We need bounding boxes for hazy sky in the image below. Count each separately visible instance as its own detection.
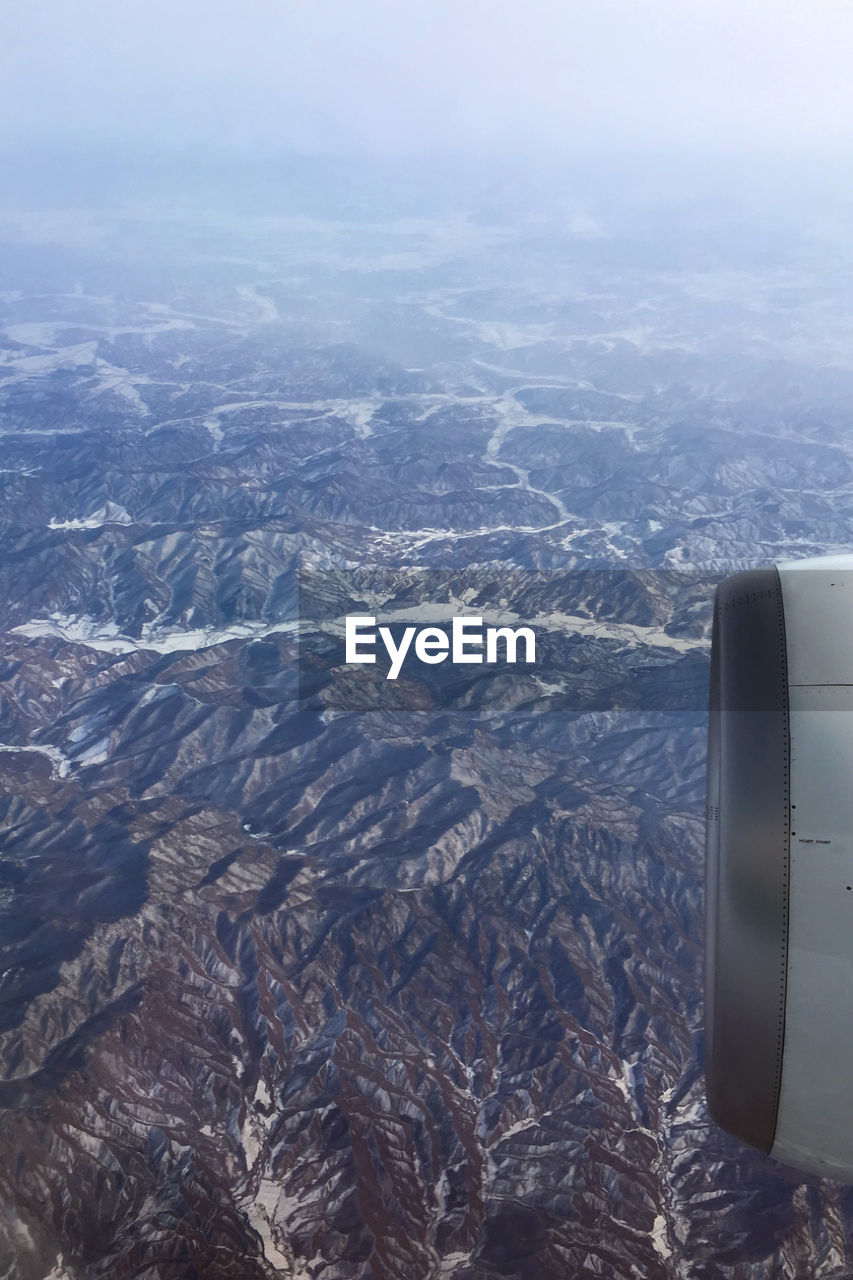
[4,0,853,160]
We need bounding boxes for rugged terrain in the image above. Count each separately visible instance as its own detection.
[1,183,852,1277]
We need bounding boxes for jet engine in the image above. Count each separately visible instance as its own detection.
[706,553,853,1179]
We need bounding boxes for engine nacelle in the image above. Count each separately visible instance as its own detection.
[706,554,853,1180]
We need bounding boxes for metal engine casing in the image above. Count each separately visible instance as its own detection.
[706,553,853,1180]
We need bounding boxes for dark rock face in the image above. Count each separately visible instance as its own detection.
[0,191,849,1278]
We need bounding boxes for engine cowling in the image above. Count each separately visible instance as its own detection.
[706,553,853,1179]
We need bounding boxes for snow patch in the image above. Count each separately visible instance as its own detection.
[0,341,97,375]
[241,1115,261,1170]
[43,1258,75,1280]
[49,502,132,530]
[75,736,111,767]
[318,599,703,655]
[651,1213,672,1259]
[437,1252,473,1274]
[203,416,224,445]
[0,742,71,780]
[12,612,298,655]
[246,1179,293,1271]
[235,284,280,323]
[92,359,151,412]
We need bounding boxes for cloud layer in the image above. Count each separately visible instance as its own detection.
[4,0,853,158]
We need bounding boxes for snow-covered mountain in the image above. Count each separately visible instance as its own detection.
[0,182,851,1278]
